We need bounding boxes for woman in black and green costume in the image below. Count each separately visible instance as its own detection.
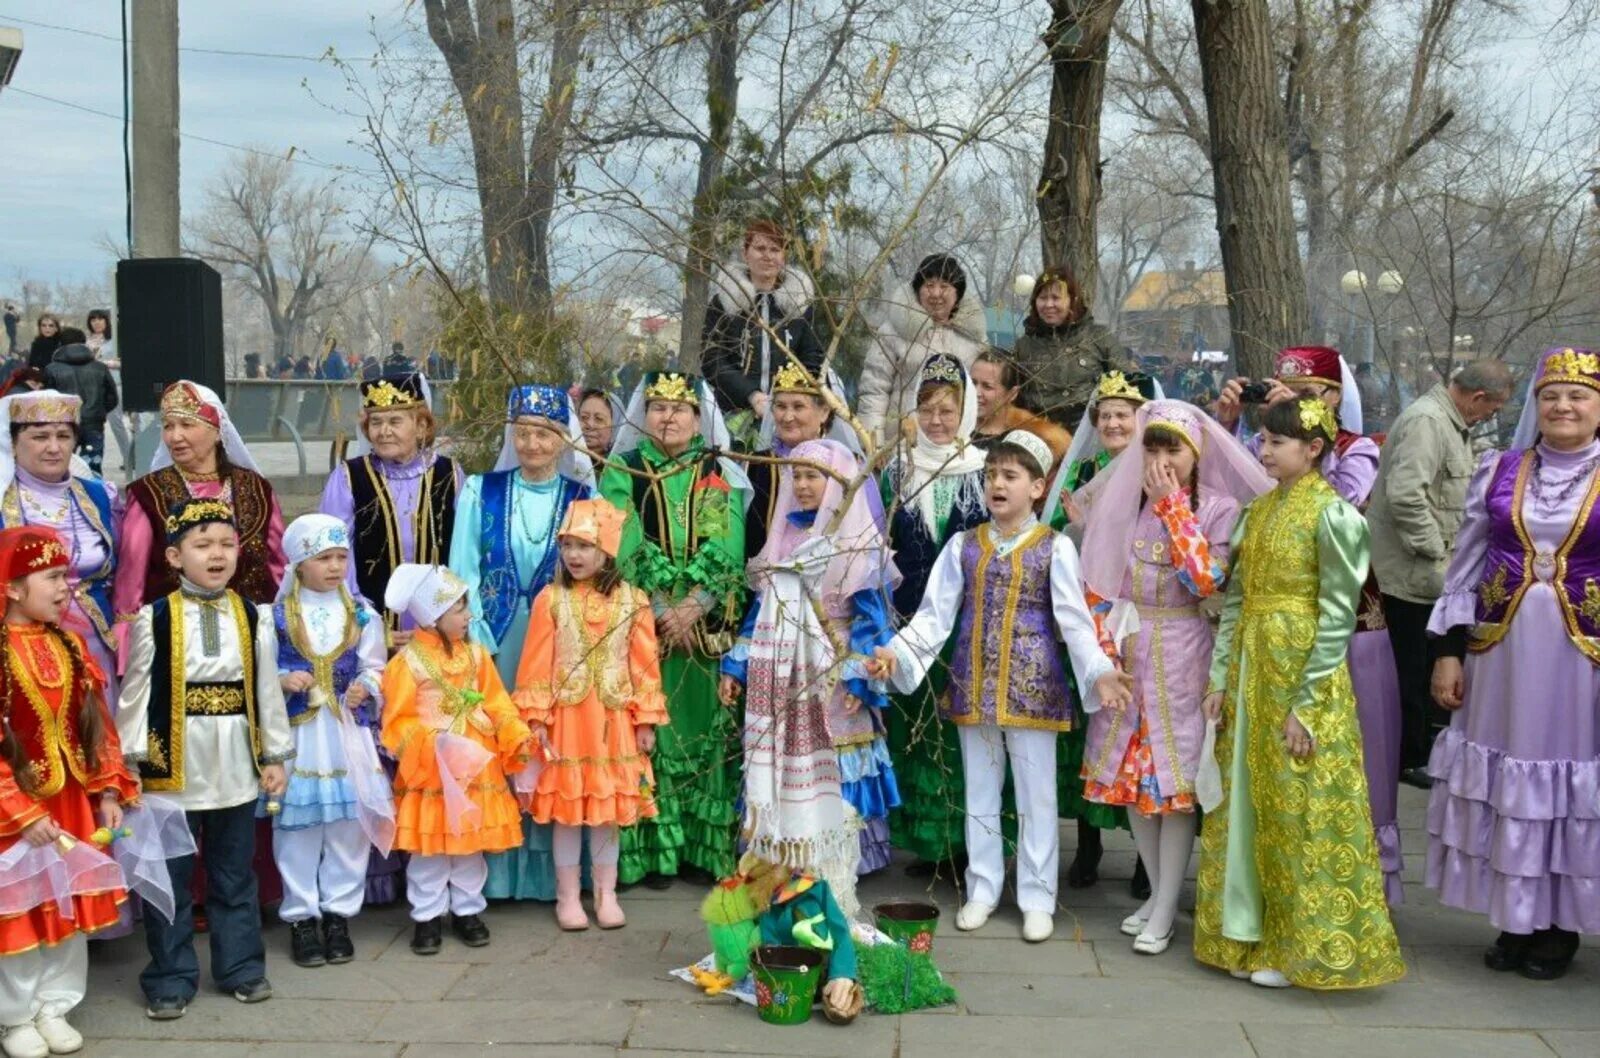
[600,371,749,887]
[1043,369,1158,895]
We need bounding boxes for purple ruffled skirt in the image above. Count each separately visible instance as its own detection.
[1425,587,1600,935]
[1350,628,1404,904]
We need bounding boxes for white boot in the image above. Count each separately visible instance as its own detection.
[31,1017,81,1056]
[955,901,994,931]
[1021,911,1054,943]
[1,1025,48,1058]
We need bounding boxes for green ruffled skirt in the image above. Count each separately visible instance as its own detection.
[618,648,741,884]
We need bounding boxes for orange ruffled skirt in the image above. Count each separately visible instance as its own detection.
[0,785,127,956]
[393,743,526,858]
[526,692,658,828]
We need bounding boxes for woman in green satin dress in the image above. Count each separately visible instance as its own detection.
[601,371,748,887]
[1195,399,1403,990]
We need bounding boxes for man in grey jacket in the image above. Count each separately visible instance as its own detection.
[1368,359,1512,787]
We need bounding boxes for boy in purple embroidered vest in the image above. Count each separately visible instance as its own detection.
[871,431,1134,943]
[269,515,391,970]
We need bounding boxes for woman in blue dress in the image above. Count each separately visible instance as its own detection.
[448,383,591,900]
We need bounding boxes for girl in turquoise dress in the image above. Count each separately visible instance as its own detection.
[448,384,591,900]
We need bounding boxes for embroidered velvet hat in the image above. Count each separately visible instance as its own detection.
[0,526,71,581]
[164,498,236,546]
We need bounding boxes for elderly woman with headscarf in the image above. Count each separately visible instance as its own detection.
[447,383,590,903]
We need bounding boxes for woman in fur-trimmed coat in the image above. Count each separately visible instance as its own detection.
[701,219,827,424]
[857,254,989,443]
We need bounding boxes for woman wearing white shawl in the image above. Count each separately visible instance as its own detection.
[878,354,988,873]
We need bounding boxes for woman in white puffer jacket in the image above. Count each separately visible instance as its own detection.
[858,254,989,442]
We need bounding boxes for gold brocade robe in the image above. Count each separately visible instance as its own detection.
[1193,473,1405,989]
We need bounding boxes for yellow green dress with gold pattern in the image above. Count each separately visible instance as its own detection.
[1193,472,1404,990]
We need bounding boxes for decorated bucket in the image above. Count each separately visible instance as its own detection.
[874,900,940,953]
[751,945,825,1026]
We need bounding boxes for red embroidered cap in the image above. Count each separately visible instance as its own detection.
[0,526,70,582]
[1274,346,1343,387]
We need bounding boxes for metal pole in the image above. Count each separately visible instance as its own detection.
[129,0,179,259]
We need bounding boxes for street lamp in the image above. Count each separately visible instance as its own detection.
[0,27,22,93]
[1012,274,1036,299]
[1376,270,1404,296]
[1340,270,1368,296]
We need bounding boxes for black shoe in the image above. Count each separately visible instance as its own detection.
[145,996,188,1020]
[1066,823,1103,889]
[1399,767,1435,790]
[678,865,717,886]
[231,978,273,1004]
[1129,858,1151,901]
[452,913,491,947]
[289,919,326,967]
[1483,931,1531,972]
[1519,928,1578,981]
[640,872,674,891]
[411,917,443,956]
[322,913,355,964]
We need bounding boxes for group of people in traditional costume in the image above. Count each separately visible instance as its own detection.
[0,221,1596,1056]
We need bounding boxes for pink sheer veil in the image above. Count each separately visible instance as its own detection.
[752,438,900,608]
[1078,399,1273,601]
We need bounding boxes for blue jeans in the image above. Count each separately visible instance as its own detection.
[140,800,266,1002]
[77,428,104,475]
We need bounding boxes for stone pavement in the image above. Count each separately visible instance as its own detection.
[75,783,1598,1058]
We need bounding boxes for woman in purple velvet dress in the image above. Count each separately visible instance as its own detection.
[1427,346,1600,981]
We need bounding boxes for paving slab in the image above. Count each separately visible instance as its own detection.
[1241,1024,1556,1058]
[900,1014,1256,1057]
[626,1001,898,1056]
[369,998,635,1046]
[1541,1030,1600,1058]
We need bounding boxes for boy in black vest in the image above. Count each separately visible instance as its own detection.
[117,498,294,1020]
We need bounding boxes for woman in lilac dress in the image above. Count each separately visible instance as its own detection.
[0,391,121,689]
[320,371,462,903]
[1427,346,1600,981]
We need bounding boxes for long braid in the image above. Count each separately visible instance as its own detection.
[0,625,38,797]
[53,626,105,772]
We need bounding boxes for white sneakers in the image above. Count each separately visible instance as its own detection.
[954,901,995,931]
[2,1017,82,1058]
[1021,911,1054,943]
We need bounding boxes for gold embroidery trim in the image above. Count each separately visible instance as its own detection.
[186,685,246,715]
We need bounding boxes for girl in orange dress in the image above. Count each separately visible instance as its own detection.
[379,565,532,957]
[0,526,139,1058]
[516,499,665,932]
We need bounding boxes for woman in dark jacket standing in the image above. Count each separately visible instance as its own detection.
[700,218,826,441]
[1011,269,1130,429]
[27,312,63,370]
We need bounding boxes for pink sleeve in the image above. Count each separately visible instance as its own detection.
[264,493,287,592]
[113,499,154,675]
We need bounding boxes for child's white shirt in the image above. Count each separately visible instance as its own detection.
[117,593,294,810]
[886,516,1114,711]
[287,587,388,704]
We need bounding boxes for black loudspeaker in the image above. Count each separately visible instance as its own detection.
[116,257,224,412]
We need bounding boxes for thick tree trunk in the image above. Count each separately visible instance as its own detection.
[525,0,586,319]
[678,0,745,371]
[1037,0,1122,304]
[1191,0,1309,377]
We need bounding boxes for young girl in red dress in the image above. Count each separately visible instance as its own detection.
[0,526,139,1058]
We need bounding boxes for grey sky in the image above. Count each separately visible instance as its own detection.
[1,0,404,284]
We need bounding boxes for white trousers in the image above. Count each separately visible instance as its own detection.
[0,935,86,1027]
[959,724,1059,914]
[273,819,370,922]
[406,853,488,922]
